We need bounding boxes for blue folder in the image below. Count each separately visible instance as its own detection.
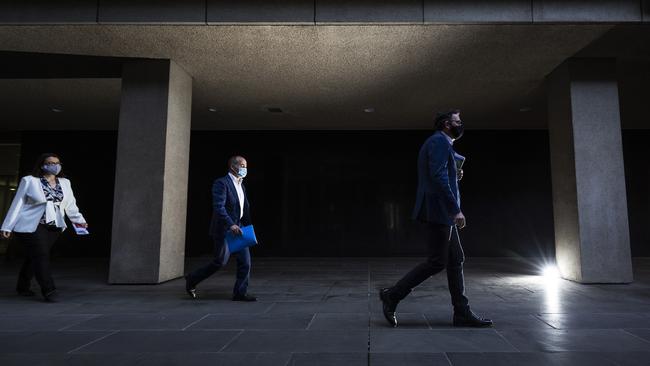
[226,225,258,253]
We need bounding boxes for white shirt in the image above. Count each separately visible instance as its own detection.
[228,172,245,219]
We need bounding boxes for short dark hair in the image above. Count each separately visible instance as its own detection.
[434,109,461,130]
[31,153,65,178]
[228,155,246,169]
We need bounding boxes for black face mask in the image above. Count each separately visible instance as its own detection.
[447,123,464,140]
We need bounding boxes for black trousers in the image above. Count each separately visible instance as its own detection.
[390,223,469,311]
[15,224,61,295]
[186,235,252,296]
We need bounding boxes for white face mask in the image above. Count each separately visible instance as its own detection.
[237,167,248,178]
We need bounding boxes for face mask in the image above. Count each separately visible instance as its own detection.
[237,167,248,178]
[42,164,61,176]
[448,123,464,140]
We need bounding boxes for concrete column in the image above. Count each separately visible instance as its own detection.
[547,58,633,283]
[109,59,192,284]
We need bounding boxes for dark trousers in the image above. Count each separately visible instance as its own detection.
[390,223,469,311]
[186,235,251,296]
[15,224,61,296]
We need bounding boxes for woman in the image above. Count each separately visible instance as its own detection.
[1,153,88,302]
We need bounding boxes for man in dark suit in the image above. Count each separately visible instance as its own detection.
[185,156,256,302]
[379,110,492,327]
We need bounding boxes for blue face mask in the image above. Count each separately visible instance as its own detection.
[42,164,61,176]
[237,167,247,178]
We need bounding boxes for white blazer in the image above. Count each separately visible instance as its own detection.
[1,176,86,233]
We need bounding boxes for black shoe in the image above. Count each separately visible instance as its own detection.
[17,289,36,297]
[43,290,59,303]
[453,309,493,327]
[232,294,257,302]
[185,276,197,300]
[379,288,398,328]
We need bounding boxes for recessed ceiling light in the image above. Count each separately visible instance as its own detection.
[267,107,283,113]
[51,107,64,113]
[519,107,532,112]
[208,107,218,112]
[363,107,375,113]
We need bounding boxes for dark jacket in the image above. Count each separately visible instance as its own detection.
[412,131,461,225]
[208,175,251,238]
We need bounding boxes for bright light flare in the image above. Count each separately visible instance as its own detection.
[538,263,562,313]
[542,265,561,280]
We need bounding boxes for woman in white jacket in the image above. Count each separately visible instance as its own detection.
[1,153,88,302]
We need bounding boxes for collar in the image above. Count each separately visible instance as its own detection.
[228,172,243,184]
[441,131,454,145]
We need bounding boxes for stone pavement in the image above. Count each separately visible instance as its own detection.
[0,257,649,365]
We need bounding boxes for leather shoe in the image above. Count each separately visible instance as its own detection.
[379,288,398,327]
[185,276,197,300]
[43,290,59,303]
[232,294,257,302]
[453,309,493,327]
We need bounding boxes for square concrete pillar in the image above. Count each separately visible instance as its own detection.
[109,59,192,284]
[547,58,633,283]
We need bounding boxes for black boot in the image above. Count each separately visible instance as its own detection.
[232,293,257,302]
[453,308,493,327]
[43,290,59,303]
[379,288,399,327]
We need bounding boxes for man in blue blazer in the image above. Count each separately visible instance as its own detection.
[185,156,256,302]
[380,110,492,327]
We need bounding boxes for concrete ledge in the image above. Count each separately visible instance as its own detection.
[533,0,643,23]
[0,0,97,24]
[207,0,314,24]
[424,0,533,23]
[0,1,647,25]
[98,0,206,24]
[316,0,423,23]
